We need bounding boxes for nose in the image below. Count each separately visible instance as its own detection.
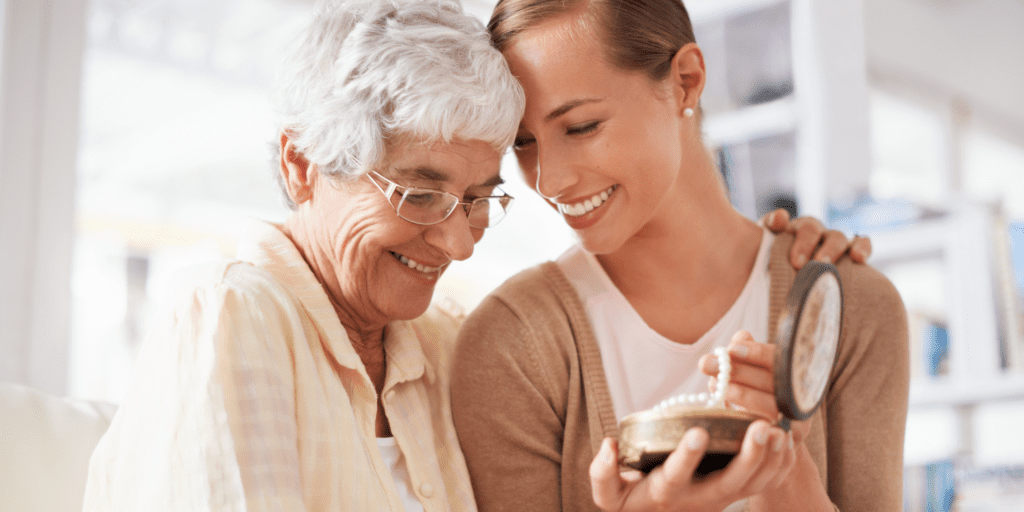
[424,208,477,262]
[534,145,579,201]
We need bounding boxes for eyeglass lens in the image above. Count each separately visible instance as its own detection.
[397,192,510,228]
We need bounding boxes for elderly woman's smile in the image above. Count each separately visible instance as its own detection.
[286,136,504,325]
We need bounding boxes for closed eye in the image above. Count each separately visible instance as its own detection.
[566,121,600,136]
[513,135,536,151]
[403,191,439,207]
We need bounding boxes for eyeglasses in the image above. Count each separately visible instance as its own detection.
[365,171,514,229]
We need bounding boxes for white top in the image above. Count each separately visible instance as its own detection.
[556,228,774,420]
[84,220,476,512]
[378,437,426,512]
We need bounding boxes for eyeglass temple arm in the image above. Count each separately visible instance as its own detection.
[369,172,399,199]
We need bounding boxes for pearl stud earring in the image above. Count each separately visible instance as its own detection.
[683,107,695,118]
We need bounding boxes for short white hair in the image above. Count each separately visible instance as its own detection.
[273,0,526,207]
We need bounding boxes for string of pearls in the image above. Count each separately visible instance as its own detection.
[652,347,731,411]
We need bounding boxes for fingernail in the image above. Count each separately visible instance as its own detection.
[754,424,769,446]
[685,428,706,450]
[703,355,718,371]
[773,433,785,452]
[603,439,617,461]
[794,254,807,268]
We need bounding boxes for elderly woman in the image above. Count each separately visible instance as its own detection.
[83,0,524,510]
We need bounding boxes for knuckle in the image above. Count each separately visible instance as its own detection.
[797,221,821,237]
[860,237,874,252]
[650,491,672,510]
[825,229,847,244]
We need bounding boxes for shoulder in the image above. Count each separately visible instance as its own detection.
[458,262,578,344]
[831,258,910,382]
[768,232,906,326]
[471,262,576,322]
[161,259,298,315]
[147,259,306,363]
[453,261,580,384]
[833,257,906,329]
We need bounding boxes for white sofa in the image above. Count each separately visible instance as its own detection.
[0,383,116,512]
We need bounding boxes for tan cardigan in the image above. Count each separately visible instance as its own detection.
[451,233,909,512]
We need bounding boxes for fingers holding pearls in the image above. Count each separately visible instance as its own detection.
[654,348,734,411]
[711,347,731,407]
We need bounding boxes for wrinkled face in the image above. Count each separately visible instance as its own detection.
[310,137,502,323]
[504,17,687,254]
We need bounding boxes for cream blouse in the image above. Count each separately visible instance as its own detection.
[84,220,476,512]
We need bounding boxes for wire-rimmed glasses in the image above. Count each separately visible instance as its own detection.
[365,171,514,229]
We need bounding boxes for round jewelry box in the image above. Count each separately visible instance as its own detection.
[618,261,844,476]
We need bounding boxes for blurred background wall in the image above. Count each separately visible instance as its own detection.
[0,0,1022,510]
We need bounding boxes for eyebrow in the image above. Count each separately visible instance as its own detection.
[545,98,602,123]
[394,166,505,188]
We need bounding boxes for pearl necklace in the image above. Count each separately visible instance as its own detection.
[652,347,731,411]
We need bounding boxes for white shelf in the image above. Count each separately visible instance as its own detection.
[702,97,797,145]
[686,0,787,22]
[910,374,1024,408]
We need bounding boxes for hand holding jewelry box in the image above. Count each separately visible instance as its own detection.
[617,261,844,477]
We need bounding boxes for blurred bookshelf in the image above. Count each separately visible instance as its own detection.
[840,204,1024,511]
[691,0,1024,510]
[694,0,871,222]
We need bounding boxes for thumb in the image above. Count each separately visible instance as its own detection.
[590,438,625,510]
[659,427,709,485]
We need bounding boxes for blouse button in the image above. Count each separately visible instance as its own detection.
[419,483,434,498]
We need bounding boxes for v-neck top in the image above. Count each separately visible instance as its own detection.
[555,228,773,420]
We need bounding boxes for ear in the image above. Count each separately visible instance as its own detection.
[279,131,314,205]
[669,43,706,116]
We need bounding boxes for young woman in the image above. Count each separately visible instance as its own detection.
[450,1,908,511]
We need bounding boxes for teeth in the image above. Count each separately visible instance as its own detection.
[558,185,617,217]
[393,252,441,274]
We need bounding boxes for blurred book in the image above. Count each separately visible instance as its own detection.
[924,322,951,378]
[994,219,1024,370]
[904,459,956,512]
[954,464,1024,512]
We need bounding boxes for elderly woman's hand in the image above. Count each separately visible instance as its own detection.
[762,209,871,269]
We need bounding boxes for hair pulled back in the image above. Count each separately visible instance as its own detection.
[488,0,696,81]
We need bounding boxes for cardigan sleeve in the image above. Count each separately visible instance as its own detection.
[823,260,910,512]
[451,291,573,512]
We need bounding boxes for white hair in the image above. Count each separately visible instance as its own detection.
[273,0,526,207]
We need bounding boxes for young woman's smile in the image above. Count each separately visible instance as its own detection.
[504,15,692,254]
